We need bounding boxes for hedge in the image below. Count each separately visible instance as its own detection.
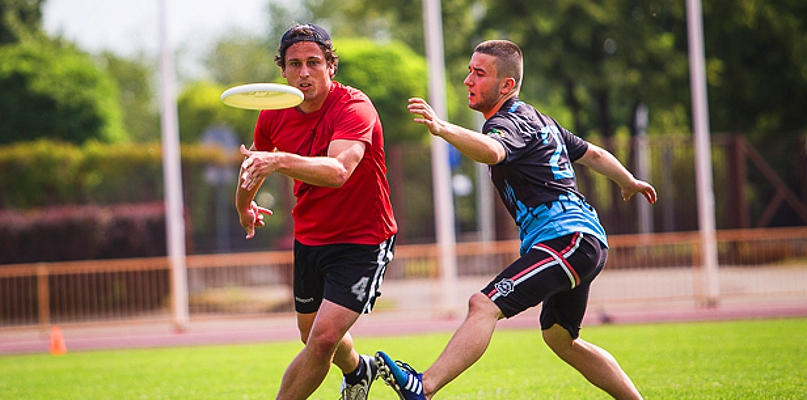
[0,139,239,209]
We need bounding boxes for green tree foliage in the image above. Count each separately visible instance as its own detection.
[0,0,45,44]
[335,38,429,143]
[177,81,258,144]
[101,51,161,142]
[204,31,280,86]
[700,0,807,140]
[0,41,127,145]
[476,0,691,138]
[298,0,807,143]
[193,33,430,144]
[300,0,480,127]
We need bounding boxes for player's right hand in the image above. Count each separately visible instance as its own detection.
[408,97,446,136]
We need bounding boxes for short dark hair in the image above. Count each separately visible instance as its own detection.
[473,40,523,91]
[274,23,339,73]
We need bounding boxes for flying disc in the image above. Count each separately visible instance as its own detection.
[220,83,304,110]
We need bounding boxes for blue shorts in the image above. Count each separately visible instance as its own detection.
[481,232,606,339]
[293,236,395,314]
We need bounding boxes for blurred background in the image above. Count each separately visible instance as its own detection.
[1,0,806,331]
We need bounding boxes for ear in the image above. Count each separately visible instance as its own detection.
[281,67,287,79]
[501,77,517,94]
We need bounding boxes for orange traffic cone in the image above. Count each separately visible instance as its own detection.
[49,326,67,355]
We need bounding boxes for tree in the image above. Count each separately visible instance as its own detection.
[0,0,45,45]
[177,81,258,144]
[474,0,691,138]
[700,0,807,140]
[335,38,429,143]
[204,31,280,86]
[101,51,161,142]
[0,41,127,145]
[300,0,480,128]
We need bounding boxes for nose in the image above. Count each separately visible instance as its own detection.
[463,73,473,87]
[299,64,310,78]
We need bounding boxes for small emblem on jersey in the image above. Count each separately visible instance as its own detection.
[487,128,505,137]
[494,278,515,297]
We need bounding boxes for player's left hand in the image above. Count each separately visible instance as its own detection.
[621,180,658,204]
[238,201,273,239]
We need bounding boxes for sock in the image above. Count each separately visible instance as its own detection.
[344,358,366,385]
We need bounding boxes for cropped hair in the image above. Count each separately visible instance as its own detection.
[473,40,523,91]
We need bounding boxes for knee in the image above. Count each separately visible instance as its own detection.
[305,329,343,360]
[542,324,573,356]
[467,292,502,319]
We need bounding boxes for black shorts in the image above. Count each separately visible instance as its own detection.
[293,235,395,314]
[481,232,606,339]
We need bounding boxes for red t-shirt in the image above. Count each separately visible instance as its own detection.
[253,81,397,246]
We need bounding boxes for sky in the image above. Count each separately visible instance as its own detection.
[43,0,272,60]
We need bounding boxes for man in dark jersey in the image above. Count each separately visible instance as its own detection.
[375,40,655,400]
[236,24,397,400]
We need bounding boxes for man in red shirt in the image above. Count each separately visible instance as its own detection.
[236,23,397,400]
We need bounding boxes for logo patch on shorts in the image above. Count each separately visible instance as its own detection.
[494,278,515,297]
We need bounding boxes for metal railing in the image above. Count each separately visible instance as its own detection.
[2,227,807,330]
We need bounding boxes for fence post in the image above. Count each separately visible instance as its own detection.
[36,264,50,334]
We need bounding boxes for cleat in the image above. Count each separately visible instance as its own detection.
[340,354,378,400]
[375,351,426,400]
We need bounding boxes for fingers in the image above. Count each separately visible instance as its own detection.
[643,186,658,204]
[407,97,432,116]
[243,213,256,239]
[622,182,658,204]
[240,170,257,190]
[240,152,260,190]
[243,205,273,239]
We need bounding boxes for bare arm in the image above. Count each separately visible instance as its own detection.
[235,139,364,238]
[239,139,366,191]
[408,97,505,165]
[576,143,658,204]
[235,171,272,239]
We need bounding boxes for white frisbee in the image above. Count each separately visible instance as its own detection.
[220,83,304,110]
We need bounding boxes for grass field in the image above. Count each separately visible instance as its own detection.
[1,317,806,399]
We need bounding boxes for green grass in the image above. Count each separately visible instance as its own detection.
[1,318,806,399]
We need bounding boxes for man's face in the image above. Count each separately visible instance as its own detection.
[463,52,503,115]
[281,41,335,103]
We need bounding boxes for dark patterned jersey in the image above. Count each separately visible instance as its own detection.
[483,98,607,254]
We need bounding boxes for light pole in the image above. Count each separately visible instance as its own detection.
[158,0,189,330]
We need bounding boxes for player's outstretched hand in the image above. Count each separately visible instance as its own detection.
[408,97,447,136]
[621,180,657,204]
[239,201,273,239]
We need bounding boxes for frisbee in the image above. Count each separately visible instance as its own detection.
[220,83,304,110]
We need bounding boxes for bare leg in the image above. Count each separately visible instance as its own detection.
[277,300,361,400]
[421,293,503,398]
[542,324,642,400]
[296,312,360,374]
